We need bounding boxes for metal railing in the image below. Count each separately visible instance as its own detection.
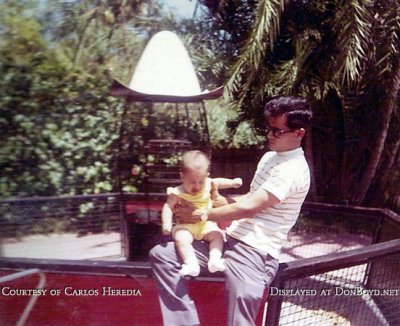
[0,193,124,260]
[264,204,400,326]
[0,268,46,326]
[1,195,399,325]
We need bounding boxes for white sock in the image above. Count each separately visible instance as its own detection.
[208,250,226,273]
[179,255,200,277]
[208,258,226,273]
[179,263,200,277]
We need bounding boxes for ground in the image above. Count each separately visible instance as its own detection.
[1,232,122,260]
[0,229,371,261]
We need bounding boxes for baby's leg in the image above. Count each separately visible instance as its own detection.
[203,231,226,273]
[174,228,200,277]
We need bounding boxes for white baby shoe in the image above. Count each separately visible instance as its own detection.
[179,263,200,277]
[208,258,226,273]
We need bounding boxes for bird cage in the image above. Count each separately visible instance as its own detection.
[110,31,223,259]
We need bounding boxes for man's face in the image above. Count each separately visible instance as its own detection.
[266,115,302,152]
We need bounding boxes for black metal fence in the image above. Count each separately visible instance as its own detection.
[0,194,124,260]
[1,195,399,325]
[265,203,400,326]
[0,193,123,237]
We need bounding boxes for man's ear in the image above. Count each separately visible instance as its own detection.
[297,128,305,138]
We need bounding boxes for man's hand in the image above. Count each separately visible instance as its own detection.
[173,182,231,224]
[173,199,201,224]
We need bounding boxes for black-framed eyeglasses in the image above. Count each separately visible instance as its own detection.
[266,126,296,138]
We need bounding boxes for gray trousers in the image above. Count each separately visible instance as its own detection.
[149,235,279,326]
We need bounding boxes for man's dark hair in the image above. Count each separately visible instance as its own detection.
[264,96,312,129]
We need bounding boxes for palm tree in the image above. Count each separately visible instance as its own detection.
[201,0,400,207]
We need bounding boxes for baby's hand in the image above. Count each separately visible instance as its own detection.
[211,181,229,207]
[162,228,172,236]
[162,223,172,236]
[232,178,243,188]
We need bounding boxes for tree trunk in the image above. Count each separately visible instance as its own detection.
[368,131,400,205]
[387,148,400,208]
[352,52,400,205]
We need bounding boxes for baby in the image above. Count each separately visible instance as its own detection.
[161,150,242,277]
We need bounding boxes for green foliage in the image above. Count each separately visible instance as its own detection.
[4,0,396,211]
[206,100,264,148]
[0,3,122,197]
[116,101,213,193]
[1,0,212,199]
[202,0,400,208]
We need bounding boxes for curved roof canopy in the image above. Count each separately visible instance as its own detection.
[110,31,223,103]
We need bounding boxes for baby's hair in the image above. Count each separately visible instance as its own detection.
[180,150,210,173]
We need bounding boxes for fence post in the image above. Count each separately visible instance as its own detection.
[119,194,130,259]
[264,271,285,326]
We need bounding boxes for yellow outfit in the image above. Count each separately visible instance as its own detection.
[167,178,222,240]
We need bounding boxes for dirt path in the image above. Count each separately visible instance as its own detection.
[1,232,123,260]
[1,229,371,262]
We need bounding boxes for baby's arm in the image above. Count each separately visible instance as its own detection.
[212,177,243,189]
[161,194,178,235]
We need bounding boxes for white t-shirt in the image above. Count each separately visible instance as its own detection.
[226,147,310,259]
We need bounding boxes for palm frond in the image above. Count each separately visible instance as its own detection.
[373,4,400,78]
[226,0,285,102]
[291,28,325,96]
[333,0,373,85]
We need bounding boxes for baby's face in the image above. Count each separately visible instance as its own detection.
[181,169,208,195]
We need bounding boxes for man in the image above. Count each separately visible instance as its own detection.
[149,96,313,325]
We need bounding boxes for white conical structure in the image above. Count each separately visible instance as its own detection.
[129,31,201,96]
[111,31,223,102]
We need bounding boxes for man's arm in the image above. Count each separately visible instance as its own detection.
[173,181,246,222]
[205,187,280,223]
[175,187,280,224]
